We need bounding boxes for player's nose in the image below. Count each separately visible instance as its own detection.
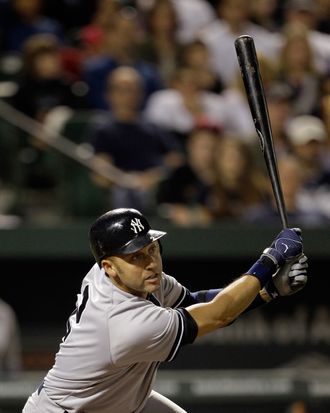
[145,253,157,269]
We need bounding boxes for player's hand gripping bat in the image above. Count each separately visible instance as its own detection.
[234,35,289,228]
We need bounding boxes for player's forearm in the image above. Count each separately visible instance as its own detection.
[186,275,261,337]
[190,287,271,312]
[186,228,304,337]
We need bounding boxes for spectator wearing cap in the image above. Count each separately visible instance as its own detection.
[286,115,330,185]
[286,115,330,219]
[283,0,330,75]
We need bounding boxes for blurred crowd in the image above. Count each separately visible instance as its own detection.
[0,0,330,227]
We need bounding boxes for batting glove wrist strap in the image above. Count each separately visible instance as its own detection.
[246,255,277,288]
[262,247,284,267]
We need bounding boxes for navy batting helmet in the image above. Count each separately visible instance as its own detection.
[89,208,166,266]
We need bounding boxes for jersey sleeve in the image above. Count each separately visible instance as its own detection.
[109,300,198,366]
[161,273,189,308]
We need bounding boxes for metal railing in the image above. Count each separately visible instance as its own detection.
[0,99,137,189]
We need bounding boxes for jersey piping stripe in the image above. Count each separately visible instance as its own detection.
[76,285,89,323]
[165,309,184,362]
[171,286,187,308]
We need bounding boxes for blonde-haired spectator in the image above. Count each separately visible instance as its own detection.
[276,22,322,116]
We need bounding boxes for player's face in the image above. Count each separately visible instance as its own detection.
[102,241,163,298]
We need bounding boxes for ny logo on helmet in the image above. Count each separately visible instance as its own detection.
[130,218,145,234]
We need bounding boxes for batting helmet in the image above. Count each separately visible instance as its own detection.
[89,208,166,266]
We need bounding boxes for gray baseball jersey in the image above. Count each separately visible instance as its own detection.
[29,264,197,413]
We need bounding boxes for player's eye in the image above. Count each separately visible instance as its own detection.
[149,242,158,255]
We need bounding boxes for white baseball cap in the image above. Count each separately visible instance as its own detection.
[286,115,327,145]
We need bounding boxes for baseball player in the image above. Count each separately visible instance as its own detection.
[22,208,308,413]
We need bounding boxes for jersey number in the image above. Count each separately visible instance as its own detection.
[63,285,89,341]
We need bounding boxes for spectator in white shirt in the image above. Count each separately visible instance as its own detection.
[197,0,282,87]
[283,0,330,75]
[144,65,229,143]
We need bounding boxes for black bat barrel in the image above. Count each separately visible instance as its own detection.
[234,35,289,228]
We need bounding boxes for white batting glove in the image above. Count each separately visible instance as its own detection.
[261,254,308,301]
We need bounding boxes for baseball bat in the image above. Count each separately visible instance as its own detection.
[234,35,289,228]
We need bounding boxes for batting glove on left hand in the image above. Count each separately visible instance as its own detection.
[263,253,308,300]
[262,228,303,268]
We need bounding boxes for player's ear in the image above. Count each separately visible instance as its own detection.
[101,258,117,278]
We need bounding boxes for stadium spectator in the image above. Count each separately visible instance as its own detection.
[0,298,22,376]
[276,22,322,116]
[317,72,330,148]
[169,0,216,44]
[136,0,216,45]
[197,0,282,88]
[144,65,228,144]
[58,0,120,82]
[0,0,64,53]
[138,0,181,85]
[250,0,280,32]
[11,33,87,121]
[81,8,163,110]
[209,136,267,219]
[321,93,330,154]
[314,0,330,34]
[285,115,330,219]
[219,54,278,142]
[9,33,88,223]
[263,81,295,158]
[286,115,330,187]
[179,39,224,94]
[156,125,219,226]
[244,154,329,226]
[283,0,330,75]
[89,66,182,214]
